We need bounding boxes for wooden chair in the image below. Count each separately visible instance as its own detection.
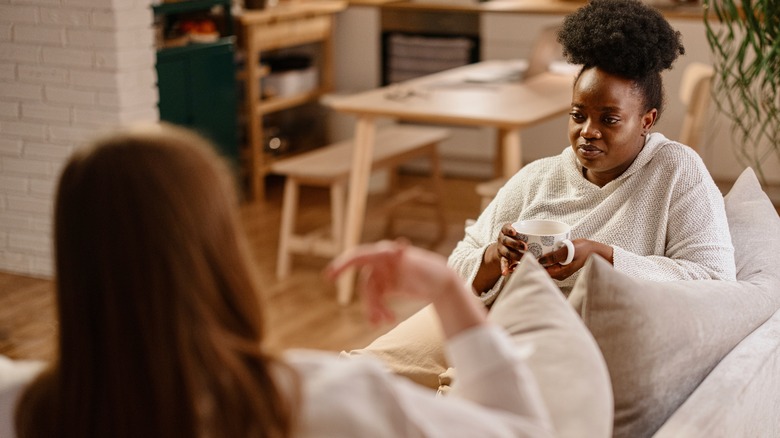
[678,62,715,153]
[271,124,450,279]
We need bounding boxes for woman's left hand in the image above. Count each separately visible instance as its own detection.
[537,238,614,281]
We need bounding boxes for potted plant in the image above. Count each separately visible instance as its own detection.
[703,0,779,185]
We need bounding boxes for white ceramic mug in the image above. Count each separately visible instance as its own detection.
[511,219,575,265]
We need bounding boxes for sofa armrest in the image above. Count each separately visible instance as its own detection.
[653,308,780,437]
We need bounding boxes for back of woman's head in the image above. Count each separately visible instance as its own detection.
[17,123,295,438]
[558,0,685,117]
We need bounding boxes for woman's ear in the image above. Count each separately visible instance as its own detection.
[642,108,659,134]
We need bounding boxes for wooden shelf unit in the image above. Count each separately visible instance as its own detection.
[238,1,347,200]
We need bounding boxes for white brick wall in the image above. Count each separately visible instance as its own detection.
[0,0,159,277]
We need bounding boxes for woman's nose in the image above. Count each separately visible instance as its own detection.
[581,120,601,139]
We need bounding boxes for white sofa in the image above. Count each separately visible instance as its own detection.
[651,168,780,436]
[655,307,780,437]
[348,167,780,438]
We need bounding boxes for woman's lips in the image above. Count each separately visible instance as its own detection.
[578,144,603,159]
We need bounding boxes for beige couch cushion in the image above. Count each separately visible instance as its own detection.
[568,167,780,438]
[347,256,614,438]
[344,304,447,389]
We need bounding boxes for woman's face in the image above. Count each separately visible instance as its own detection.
[568,67,657,187]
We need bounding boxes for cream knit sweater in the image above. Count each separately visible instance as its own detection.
[449,132,736,302]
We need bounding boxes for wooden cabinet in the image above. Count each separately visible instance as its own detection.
[238,1,347,200]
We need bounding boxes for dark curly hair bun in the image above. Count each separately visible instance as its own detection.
[557,0,685,79]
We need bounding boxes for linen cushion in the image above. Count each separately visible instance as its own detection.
[343,304,447,389]
[567,167,780,438]
[486,255,613,438]
[347,255,614,438]
[724,167,780,282]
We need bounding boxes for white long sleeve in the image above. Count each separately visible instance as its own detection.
[448,132,736,301]
[285,325,554,438]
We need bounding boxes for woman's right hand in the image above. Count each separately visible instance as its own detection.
[472,223,529,294]
[471,222,528,295]
[493,222,528,276]
[325,241,486,339]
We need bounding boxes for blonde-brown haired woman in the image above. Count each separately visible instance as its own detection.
[13,123,554,437]
[15,124,295,437]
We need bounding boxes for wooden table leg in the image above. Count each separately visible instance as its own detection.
[498,128,522,177]
[337,116,376,305]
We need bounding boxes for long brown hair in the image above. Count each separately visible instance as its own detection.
[15,123,297,437]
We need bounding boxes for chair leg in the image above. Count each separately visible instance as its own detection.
[276,177,299,279]
[384,165,402,237]
[428,144,447,243]
[330,181,346,255]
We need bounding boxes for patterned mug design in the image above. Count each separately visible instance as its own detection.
[526,242,543,258]
[512,219,575,266]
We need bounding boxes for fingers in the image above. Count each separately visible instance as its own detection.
[539,238,577,267]
[500,257,510,276]
[496,223,527,275]
[360,267,395,325]
[544,263,570,281]
[326,240,470,325]
[498,224,524,252]
[538,245,568,267]
[541,241,580,280]
[325,241,403,279]
[501,222,518,237]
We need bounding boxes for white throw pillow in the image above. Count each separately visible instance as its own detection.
[349,256,615,438]
[487,256,614,438]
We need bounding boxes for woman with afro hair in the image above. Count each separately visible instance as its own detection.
[448,0,735,303]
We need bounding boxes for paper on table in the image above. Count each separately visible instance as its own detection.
[463,60,529,83]
[549,61,582,76]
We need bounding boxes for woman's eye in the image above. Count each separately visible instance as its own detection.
[569,112,585,122]
[603,117,619,125]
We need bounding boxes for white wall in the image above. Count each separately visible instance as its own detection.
[0,0,159,277]
[330,5,383,142]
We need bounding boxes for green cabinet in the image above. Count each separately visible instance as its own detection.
[153,0,238,167]
[156,41,238,166]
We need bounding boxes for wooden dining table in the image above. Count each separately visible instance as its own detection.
[325,60,575,304]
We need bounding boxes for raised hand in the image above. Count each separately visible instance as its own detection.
[325,240,486,338]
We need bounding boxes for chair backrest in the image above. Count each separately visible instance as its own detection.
[678,62,715,152]
[524,25,564,79]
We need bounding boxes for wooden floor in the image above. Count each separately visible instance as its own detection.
[0,174,483,362]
